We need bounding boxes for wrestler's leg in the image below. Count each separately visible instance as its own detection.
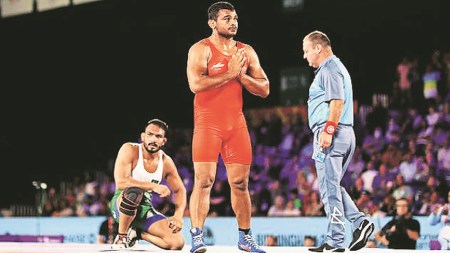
[189,161,217,229]
[222,127,252,229]
[226,163,251,229]
[140,219,185,250]
[116,195,134,234]
[190,128,221,229]
[110,189,143,248]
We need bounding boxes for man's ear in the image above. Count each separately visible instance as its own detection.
[316,44,322,54]
[208,20,216,29]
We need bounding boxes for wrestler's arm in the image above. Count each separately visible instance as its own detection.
[114,143,170,197]
[187,42,244,93]
[162,154,187,219]
[239,44,269,98]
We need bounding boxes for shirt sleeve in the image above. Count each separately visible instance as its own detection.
[322,64,344,102]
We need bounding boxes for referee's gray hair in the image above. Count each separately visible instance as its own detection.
[304,30,331,47]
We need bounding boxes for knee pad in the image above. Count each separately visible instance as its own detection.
[119,187,144,216]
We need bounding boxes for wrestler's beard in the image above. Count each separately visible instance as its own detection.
[218,30,235,39]
[145,143,161,154]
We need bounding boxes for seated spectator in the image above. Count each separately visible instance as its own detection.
[209,180,231,216]
[303,235,316,247]
[349,177,365,201]
[361,160,379,193]
[303,191,324,216]
[429,190,450,250]
[265,235,278,246]
[268,194,286,217]
[356,190,375,215]
[362,127,385,160]
[418,190,443,215]
[372,163,394,203]
[391,174,415,201]
[283,199,301,217]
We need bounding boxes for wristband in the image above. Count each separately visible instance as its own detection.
[324,121,338,135]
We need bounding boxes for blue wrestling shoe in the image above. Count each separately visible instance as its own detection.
[238,230,266,253]
[190,227,207,253]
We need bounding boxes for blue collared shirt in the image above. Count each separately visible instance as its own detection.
[307,55,354,130]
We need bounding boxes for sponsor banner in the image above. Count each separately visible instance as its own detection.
[36,0,70,12]
[0,216,440,249]
[0,234,64,243]
[1,0,33,18]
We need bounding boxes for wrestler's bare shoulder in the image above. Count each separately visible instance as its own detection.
[118,142,140,155]
[189,39,210,53]
[239,42,255,52]
[122,142,140,149]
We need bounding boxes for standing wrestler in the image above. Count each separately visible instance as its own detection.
[302,31,374,252]
[186,2,269,253]
[110,119,186,250]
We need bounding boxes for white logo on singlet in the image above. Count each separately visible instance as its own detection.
[211,62,224,70]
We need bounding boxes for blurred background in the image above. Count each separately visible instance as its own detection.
[0,0,449,220]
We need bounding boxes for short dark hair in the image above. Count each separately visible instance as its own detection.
[146,119,169,133]
[208,1,235,20]
[304,235,316,241]
[396,197,409,203]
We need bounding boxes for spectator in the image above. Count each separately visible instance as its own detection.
[283,199,301,217]
[303,235,316,247]
[361,160,379,193]
[98,214,118,244]
[303,191,324,217]
[429,190,450,250]
[265,235,278,246]
[268,194,286,217]
[209,180,231,216]
[391,174,415,201]
[374,198,420,249]
[396,56,412,108]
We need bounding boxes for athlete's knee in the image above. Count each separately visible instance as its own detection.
[119,187,144,216]
[168,235,185,250]
[228,177,248,191]
[195,175,215,189]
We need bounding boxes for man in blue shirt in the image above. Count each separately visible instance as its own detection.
[302,30,374,252]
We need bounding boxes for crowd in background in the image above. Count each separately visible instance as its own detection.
[13,49,450,221]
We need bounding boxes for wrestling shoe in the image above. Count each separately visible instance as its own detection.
[238,230,266,253]
[111,233,130,250]
[348,219,374,251]
[190,228,207,253]
[127,227,141,247]
[308,243,345,252]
